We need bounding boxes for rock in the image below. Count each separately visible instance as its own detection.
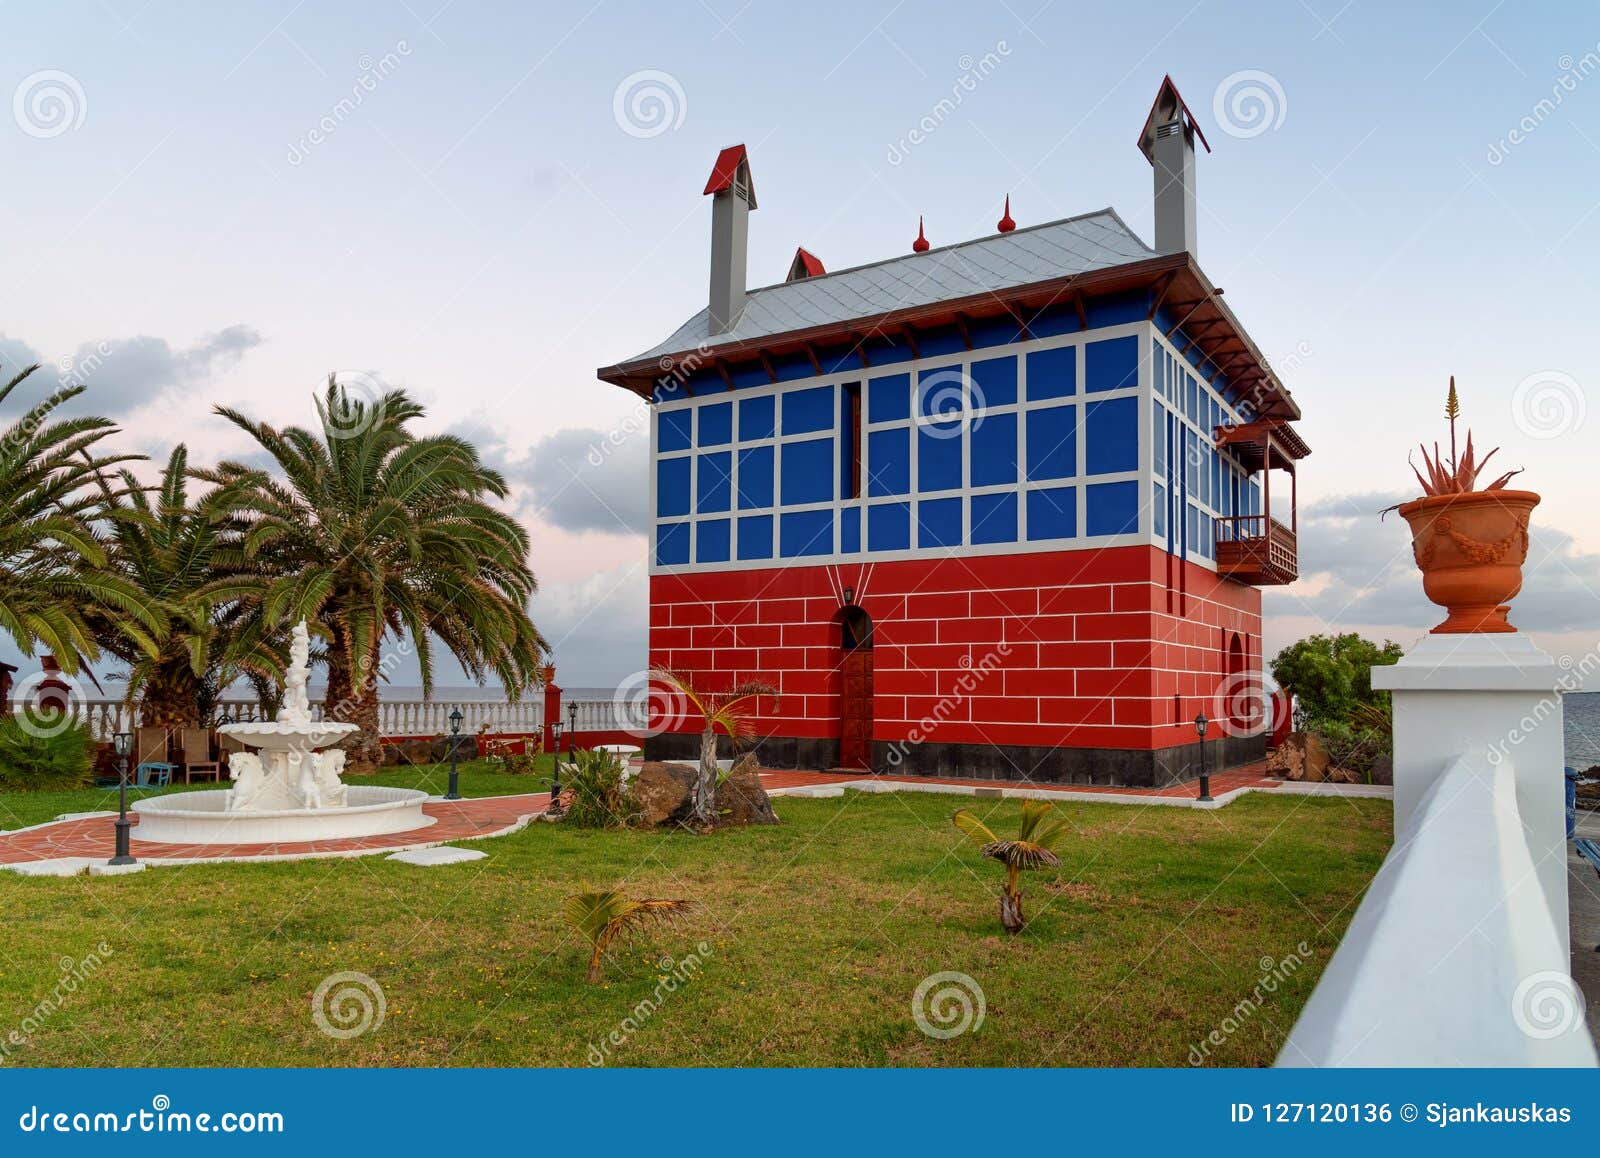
[713,752,778,827]
[381,745,402,767]
[1325,765,1362,784]
[1368,755,1394,786]
[1265,731,1329,782]
[631,762,698,828]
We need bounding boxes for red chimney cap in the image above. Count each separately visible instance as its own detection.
[912,216,929,253]
[703,144,757,208]
[997,194,1016,233]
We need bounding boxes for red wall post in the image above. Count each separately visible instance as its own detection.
[543,679,562,754]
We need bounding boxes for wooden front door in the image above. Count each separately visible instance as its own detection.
[840,649,874,770]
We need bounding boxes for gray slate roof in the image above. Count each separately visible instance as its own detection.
[621,207,1154,365]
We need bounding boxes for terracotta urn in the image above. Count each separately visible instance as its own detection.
[1398,489,1538,633]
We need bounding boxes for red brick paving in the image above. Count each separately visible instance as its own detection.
[0,764,1276,867]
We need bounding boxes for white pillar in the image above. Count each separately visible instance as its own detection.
[1372,632,1571,956]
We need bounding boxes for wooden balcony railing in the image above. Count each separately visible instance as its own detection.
[1215,514,1298,585]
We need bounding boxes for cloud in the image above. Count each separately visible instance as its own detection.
[0,325,263,414]
[1267,490,1600,635]
[473,421,649,537]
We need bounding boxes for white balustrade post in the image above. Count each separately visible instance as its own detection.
[1372,632,1571,956]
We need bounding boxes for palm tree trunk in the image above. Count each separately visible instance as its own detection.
[322,635,383,771]
[1000,867,1024,934]
[140,663,203,730]
[586,948,603,984]
[693,726,718,828]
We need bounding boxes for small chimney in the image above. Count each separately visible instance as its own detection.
[1137,76,1210,259]
[703,144,757,332]
[787,247,825,281]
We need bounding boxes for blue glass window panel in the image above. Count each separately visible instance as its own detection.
[1085,396,1138,476]
[1086,481,1139,536]
[1026,404,1077,480]
[698,402,732,446]
[739,394,775,441]
[1085,335,1139,393]
[779,509,832,557]
[696,451,731,512]
[696,518,730,563]
[737,446,773,509]
[868,373,911,424]
[1153,483,1167,538]
[866,427,910,497]
[656,456,691,518]
[1187,504,1200,554]
[970,412,1018,487]
[656,521,689,566]
[868,501,911,551]
[1153,347,1165,400]
[1186,375,1199,423]
[1152,405,1166,475]
[781,438,833,505]
[917,423,963,491]
[1027,486,1077,541]
[970,356,1018,408]
[1026,345,1076,400]
[917,366,969,422]
[970,491,1017,545]
[782,385,834,435]
[917,497,962,548]
[658,409,692,453]
[840,505,861,553]
[737,514,772,560]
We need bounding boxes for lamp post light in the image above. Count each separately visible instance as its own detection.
[1194,712,1212,803]
[110,731,136,866]
[548,717,565,817]
[446,707,464,801]
[566,701,577,784]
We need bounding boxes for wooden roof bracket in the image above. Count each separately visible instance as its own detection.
[951,313,973,350]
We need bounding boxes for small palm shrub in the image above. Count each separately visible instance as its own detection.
[563,887,692,982]
[952,800,1073,933]
[0,718,95,792]
[561,749,635,828]
[501,751,539,775]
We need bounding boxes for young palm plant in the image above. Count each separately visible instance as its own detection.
[648,666,774,829]
[951,800,1073,934]
[202,378,549,767]
[562,887,693,983]
[0,365,163,673]
[88,446,286,727]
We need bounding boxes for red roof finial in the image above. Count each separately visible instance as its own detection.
[997,194,1016,233]
[912,216,929,253]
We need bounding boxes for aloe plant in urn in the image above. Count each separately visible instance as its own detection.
[1389,378,1536,634]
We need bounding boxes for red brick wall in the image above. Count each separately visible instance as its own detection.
[649,546,1261,753]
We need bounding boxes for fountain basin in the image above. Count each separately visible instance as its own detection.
[132,786,433,845]
[219,721,359,751]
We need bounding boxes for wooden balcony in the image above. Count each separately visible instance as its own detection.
[1215,515,1298,585]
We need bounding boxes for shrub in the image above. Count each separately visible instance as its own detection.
[0,718,95,792]
[1313,705,1392,784]
[501,751,539,776]
[561,749,636,829]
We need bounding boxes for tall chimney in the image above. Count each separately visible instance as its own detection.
[703,144,757,333]
[1137,77,1209,259]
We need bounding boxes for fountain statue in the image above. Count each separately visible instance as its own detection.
[131,620,431,845]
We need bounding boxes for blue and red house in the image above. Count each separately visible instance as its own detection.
[597,79,1308,785]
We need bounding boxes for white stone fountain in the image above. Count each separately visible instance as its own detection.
[132,621,433,845]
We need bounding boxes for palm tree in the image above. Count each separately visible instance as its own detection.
[0,364,163,674]
[648,667,774,829]
[563,887,692,983]
[203,378,548,767]
[89,445,286,728]
[951,800,1073,933]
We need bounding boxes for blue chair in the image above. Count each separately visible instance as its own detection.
[133,727,177,790]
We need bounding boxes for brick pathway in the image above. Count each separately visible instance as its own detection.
[0,765,1278,868]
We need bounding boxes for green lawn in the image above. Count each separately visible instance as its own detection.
[0,771,1390,1067]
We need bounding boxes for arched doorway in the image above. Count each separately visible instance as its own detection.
[838,605,874,770]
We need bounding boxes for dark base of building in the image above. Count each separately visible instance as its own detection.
[643,732,1266,789]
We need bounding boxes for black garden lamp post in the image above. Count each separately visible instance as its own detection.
[110,731,136,866]
[548,716,565,817]
[1194,712,1212,803]
[446,707,464,800]
[566,701,577,791]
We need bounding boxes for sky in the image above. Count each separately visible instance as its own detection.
[3,0,1599,693]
